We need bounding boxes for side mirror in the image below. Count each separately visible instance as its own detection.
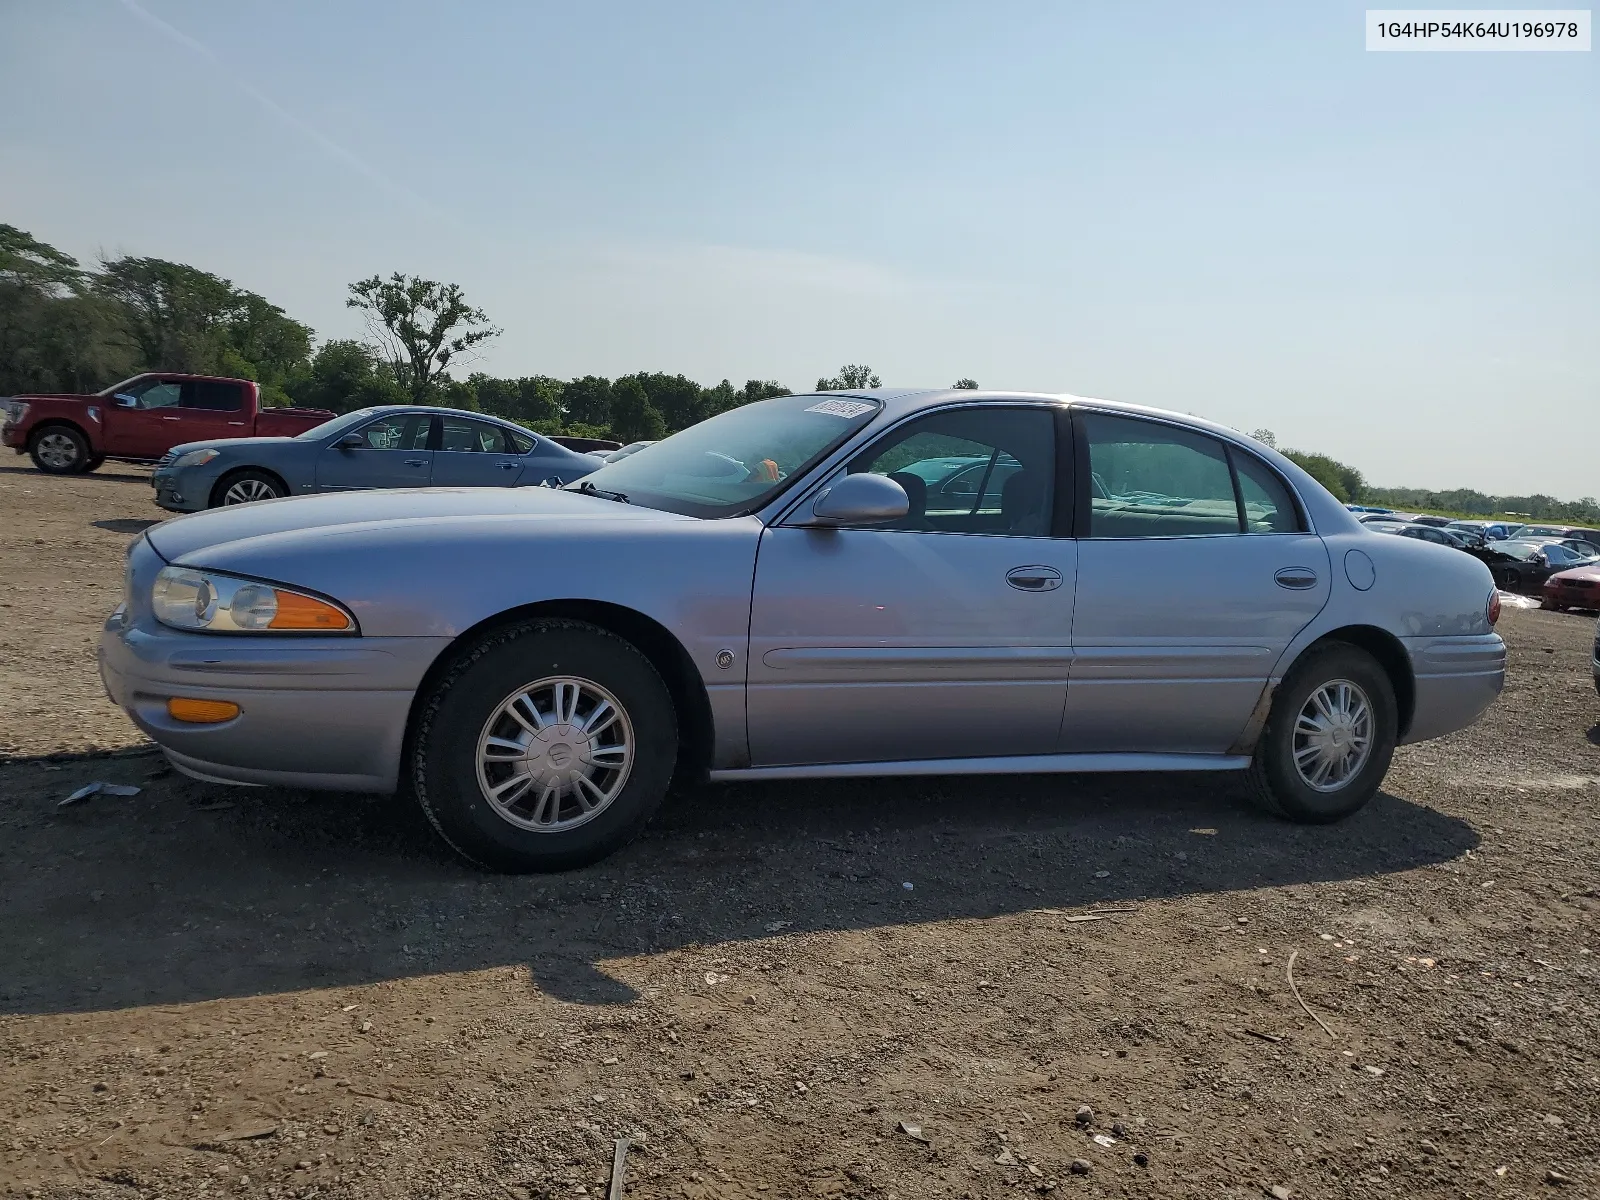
[113,393,138,408]
[336,432,366,449]
[804,473,910,526]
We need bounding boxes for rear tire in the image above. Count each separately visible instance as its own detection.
[29,425,90,474]
[1246,643,1397,824]
[212,469,286,507]
[410,620,678,872]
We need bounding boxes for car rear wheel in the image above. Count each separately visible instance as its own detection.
[29,426,90,474]
[1245,643,1397,824]
[409,620,678,871]
[213,470,286,506]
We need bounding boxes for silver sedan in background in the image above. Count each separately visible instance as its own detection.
[102,388,1505,871]
[150,406,602,511]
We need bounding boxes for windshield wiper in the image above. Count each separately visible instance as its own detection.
[578,480,630,504]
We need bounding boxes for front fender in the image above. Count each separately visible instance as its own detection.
[175,513,766,752]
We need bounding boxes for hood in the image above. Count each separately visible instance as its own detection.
[1550,564,1600,583]
[165,435,298,456]
[4,392,95,403]
[146,485,689,563]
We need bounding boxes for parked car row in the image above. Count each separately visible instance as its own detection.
[149,406,604,511]
[1,373,335,473]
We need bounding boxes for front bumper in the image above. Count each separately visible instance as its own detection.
[151,466,213,512]
[99,605,451,793]
[1400,633,1506,744]
[1543,579,1600,609]
[2,422,24,449]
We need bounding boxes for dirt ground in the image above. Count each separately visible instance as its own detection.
[1,463,1597,1200]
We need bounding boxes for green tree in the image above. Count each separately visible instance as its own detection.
[737,379,789,406]
[0,225,133,394]
[608,377,666,443]
[562,375,613,425]
[1250,428,1277,447]
[96,256,313,395]
[952,378,978,389]
[346,273,499,403]
[285,340,407,413]
[622,371,705,431]
[816,364,881,390]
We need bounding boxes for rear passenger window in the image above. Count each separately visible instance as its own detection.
[1082,413,1240,538]
[186,381,245,411]
[1230,450,1301,533]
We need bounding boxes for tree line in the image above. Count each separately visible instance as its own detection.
[4,223,1591,518]
[1249,428,1599,523]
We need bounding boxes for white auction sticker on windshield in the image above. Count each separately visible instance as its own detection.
[805,399,876,418]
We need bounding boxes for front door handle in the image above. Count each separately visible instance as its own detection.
[1006,565,1063,592]
[1274,567,1319,590]
[404,458,428,467]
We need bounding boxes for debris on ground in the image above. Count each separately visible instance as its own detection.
[57,781,141,806]
[897,1120,929,1144]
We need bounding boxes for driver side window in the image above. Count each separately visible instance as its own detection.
[135,381,183,410]
[849,407,1057,536]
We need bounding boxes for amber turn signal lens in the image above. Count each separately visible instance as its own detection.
[167,697,241,724]
[268,591,353,631]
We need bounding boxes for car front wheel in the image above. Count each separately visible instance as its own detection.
[409,620,678,871]
[214,470,286,506]
[1245,643,1397,823]
[29,426,90,474]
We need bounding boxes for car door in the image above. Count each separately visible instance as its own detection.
[106,377,186,459]
[746,404,1076,766]
[172,379,250,446]
[431,416,527,487]
[1061,410,1331,754]
[315,412,435,491]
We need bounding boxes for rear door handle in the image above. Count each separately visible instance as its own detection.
[1274,567,1319,590]
[404,458,428,467]
[1006,565,1063,592]
[498,461,518,470]
[162,416,181,421]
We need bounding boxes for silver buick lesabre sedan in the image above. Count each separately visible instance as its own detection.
[100,389,1506,871]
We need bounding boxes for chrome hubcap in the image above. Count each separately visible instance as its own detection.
[36,433,78,469]
[1293,679,1374,792]
[475,676,633,832]
[223,479,278,504]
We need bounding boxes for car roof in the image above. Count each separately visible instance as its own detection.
[353,405,535,432]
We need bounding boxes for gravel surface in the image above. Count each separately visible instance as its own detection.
[1,464,1597,1199]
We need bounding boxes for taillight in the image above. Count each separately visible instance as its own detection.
[1487,589,1500,626]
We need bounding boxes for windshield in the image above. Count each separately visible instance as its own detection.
[565,395,883,517]
[1496,541,1547,560]
[96,375,147,398]
[296,408,378,441]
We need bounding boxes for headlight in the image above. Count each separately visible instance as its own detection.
[171,447,221,469]
[0,400,27,424]
[151,567,356,634]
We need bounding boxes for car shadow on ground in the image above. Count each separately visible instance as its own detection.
[92,518,160,534]
[0,766,1478,1015]
[0,464,151,484]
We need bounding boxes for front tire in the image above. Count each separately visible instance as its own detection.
[410,620,678,871]
[213,469,286,507]
[29,426,90,474]
[1246,643,1397,823]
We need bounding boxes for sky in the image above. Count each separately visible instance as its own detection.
[1,0,1594,497]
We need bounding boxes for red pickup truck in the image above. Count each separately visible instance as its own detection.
[0,373,336,475]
